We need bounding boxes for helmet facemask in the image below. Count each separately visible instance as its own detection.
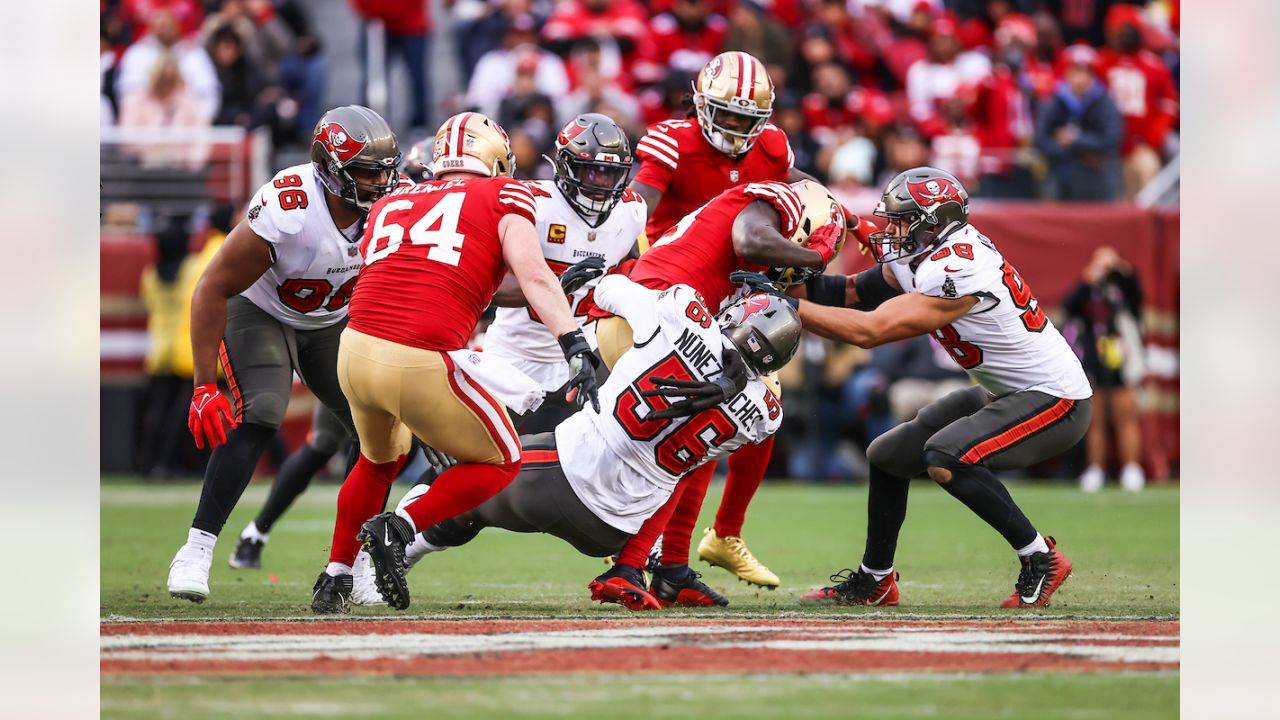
[340,159,401,212]
[694,92,772,156]
[552,151,630,227]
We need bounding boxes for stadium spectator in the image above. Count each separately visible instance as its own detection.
[634,0,727,87]
[1095,4,1178,200]
[638,67,697,126]
[561,40,642,135]
[206,24,264,128]
[116,7,220,120]
[1035,44,1124,201]
[351,0,432,131]
[1062,246,1146,492]
[810,0,885,89]
[928,96,983,187]
[970,14,1041,198]
[466,16,570,119]
[905,15,991,138]
[273,1,329,142]
[199,0,292,83]
[772,91,822,180]
[540,0,649,85]
[451,0,554,86]
[724,0,795,82]
[118,54,214,167]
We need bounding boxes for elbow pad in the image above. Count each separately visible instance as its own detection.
[804,274,848,307]
[853,267,902,311]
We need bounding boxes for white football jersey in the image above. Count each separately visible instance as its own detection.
[555,276,783,534]
[485,180,646,391]
[240,163,365,330]
[889,224,1092,400]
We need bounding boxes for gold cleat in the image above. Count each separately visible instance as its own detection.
[697,528,780,588]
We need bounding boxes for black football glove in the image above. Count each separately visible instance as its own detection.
[642,345,750,420]
[729,270,800,309]
[559,256,606,295]
[558,329,601,412]
[422,444,458,471]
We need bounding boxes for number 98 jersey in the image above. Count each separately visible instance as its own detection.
[554,276,783,534]
[241,163,366,330]
[889,224,1092,400]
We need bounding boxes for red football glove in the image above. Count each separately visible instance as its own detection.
[188,383,237,449]
[805,222,844,267]
[842,205,877,256]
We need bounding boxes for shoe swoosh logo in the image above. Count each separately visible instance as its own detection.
[1021,576,1046,604]
[384,526,394,546]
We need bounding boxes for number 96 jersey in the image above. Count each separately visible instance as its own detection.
[241,163,366,330]
[484,180,646,392]
[554,276,783,534]
[888,224,1092,400]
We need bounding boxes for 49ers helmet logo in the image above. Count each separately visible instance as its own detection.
[706,55,723,78]
[906,177,963,209]
[316,122,366,163]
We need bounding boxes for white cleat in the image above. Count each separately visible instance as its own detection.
[168,543,213,603]
[351,550,387,606]
[1079,465,1104,493]
[1119,462,1146,492]
[395,482,430,513]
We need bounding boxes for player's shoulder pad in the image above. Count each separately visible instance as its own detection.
[757,123,792,157]
[493,177,539,221]
[248,164,313,241]
[914,227,1001,300]
[637,120,691,170]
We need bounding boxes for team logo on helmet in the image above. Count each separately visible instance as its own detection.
[316,122,366,163]
[906,177,963,208]
[740,294,774,319]
[706,55,723,78]
[557,119,589,148]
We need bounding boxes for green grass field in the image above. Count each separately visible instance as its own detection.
[101,477,1179,718]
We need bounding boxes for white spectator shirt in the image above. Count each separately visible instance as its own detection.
[906,53,993,122]
[116,37,221,120]
[485,181,646,391]
[888,224,1092,400]
[556,277,784,534]
[240,164,364,330]
[465,49,570,118]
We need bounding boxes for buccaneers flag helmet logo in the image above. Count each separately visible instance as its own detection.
[905,177,963,209]
[316,122,367,163]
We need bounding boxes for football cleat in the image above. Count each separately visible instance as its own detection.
[603,536,662,573]
[649,565,729,608]
[167,543,213,603]
[1001,536,1072,609]
[310,572,353,614]
[350,550,386,606]
[801,568,899,606]
[357,512,416,611]
[697,528,780,588]
[588,563,662,611]
[228,535,265,569]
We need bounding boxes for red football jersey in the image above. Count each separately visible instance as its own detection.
[628,182,803,311]
[348,177,537,351]
[634,117,794,240]
[1095,48,1178,155]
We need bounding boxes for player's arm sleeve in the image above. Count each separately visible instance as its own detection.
[495,179,539,224]
[633,127,679,192]
[593,274,660,340]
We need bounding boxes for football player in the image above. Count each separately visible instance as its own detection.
[793,167,1092,609]
[355,278,798,610]
[628,51,821,587]
[310,112,599,613]
[589,178,846,608]
[167,105,401,603]
[486,113,647,434]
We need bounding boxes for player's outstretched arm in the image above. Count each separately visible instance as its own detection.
[731,201,827,271]
[798,292,976,348]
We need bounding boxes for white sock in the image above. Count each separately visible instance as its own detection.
[395,508,418,533]
[860,564,893,581]
[239,521,269,544]
[1016,534,1050,558]
[187,528,217,550]
[325,562,352,577]
[407,534,447,562]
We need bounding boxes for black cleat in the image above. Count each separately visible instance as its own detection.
[358,512,416,611]
[228,536,264,569]
[310,572,353,614]
[649,565,729,608]
[588,563,662,610]
[800,568,899,606]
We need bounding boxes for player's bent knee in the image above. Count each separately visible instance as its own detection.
[309,428,343,456]
[241,394,288,430]
[922,449,963,484]
[867,431,920,478]
[423,517,482,548]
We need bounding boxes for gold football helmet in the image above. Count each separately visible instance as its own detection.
[775,179,846,286]
[692,51,775,156]
[430,112,516,178]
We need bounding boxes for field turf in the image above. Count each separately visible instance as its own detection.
[101,478,1179,718]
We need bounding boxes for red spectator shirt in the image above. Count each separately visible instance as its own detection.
[1096,48,1178,155]
[349,177,537,351]
[634,117,794,240]
[349,0,430,34]
[634,13,728,85]
[629,182,803,311]
[542,1,649,50]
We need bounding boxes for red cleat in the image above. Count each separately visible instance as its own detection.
[589,564,662,611]
[801,568,899,606]
[1000,536,1072,609]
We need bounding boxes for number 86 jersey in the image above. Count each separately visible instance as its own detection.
[889,224,1092,400]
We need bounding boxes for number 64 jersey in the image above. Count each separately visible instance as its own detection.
[554,276,783,534]
[241,163,366,329]
[889,224,1092,400]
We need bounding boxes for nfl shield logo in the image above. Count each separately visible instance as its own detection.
[729,169,740,182]
[347,246,358,258]
[588,230,597,243]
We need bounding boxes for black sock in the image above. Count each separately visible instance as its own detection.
[192,422,277,536]
[924,451,1037,550]
[861,464,910,571]
[253,444,335,534]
